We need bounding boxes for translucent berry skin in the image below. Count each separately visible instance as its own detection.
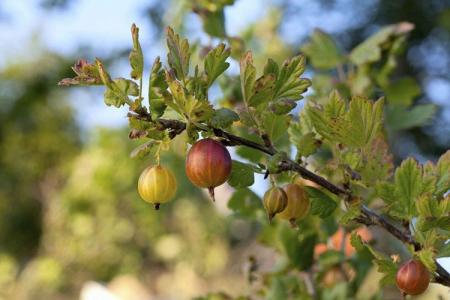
[138,165,177,208]
[278,183,310,223]
[263,187,288,222]
[396,259,430,296]
[185,138,232,189]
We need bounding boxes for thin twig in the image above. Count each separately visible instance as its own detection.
[131,114,450,286]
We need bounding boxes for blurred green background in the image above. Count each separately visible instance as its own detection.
[0,0,449,299]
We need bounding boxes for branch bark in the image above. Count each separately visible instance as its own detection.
[132,114,450,287]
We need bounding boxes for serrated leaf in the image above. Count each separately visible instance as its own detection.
[350,232,398,286]
[436,150,450,197]
[129,24,144,80]
[417,249,437,272]
[149,57,169,119]
[301,29,344,69]
[394,158,423,218]
[339,202,361,225]
[210,108,239,128]
[307,93,384,149]
[115,78,139,96]
[386,104,436,130]
[239,51,256,106]
[343,96,384,148]
[358,136,394,186]
[264,58,279,77]
[305,187,337,218]
[204,43,230,87]
[166,27,190,81]
[273,55,310,101]
[227,160,254,188]
[96,59,130,108]
[375,259,397,286]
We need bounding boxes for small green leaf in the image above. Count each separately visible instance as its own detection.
[301,29,344,69]
[288,125,320,158]
[239,51,256,106]
[248,74,276,107]
[305,187,338,218]
[394,158,423,218]
[273,55,310,101]
[227,160,255,188]
[115,78,139,96]
[149,57,169,119]
[130,140,157,159]
[204,43,230,87]
[129,24,144,80]
[166,27,191,81]
[417,248,437,272]
[261,113,291,142]
[339,202,361,225]
[210,108,239,128]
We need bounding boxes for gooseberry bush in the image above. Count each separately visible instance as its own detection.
[60,7,450,299]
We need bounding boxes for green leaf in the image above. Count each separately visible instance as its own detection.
[248,74,276,107]
[166,27,190,81]
[264,58,279,77]
[343,96,384,148]
[385,77,420,107]
[210,108,239,128]
[148,57,169,119]
[273,55,310,101]
[339,202,361,225]
[268,99,297,115]
[96,59,130,107]
[166,71,214,122]
[301,29,344,69]
[129,24,144,80]
[349,22,414,65]
[204,43,230,87]
[115,78,139,96]
[436,150,450,196]
[288,122,320,158]
[308,93,384,148]
[239,51,256,106]
[261,113,291,142]
[394,158,423,218]
[305,187,338,218]
[386,104,436,130]
[130,140,157,159]
[375,258,398,286]
[417,248,437,272]
[350,233,398,286]
[278,223,316,270]
[227,188,262,217]
[227,160,255,188]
